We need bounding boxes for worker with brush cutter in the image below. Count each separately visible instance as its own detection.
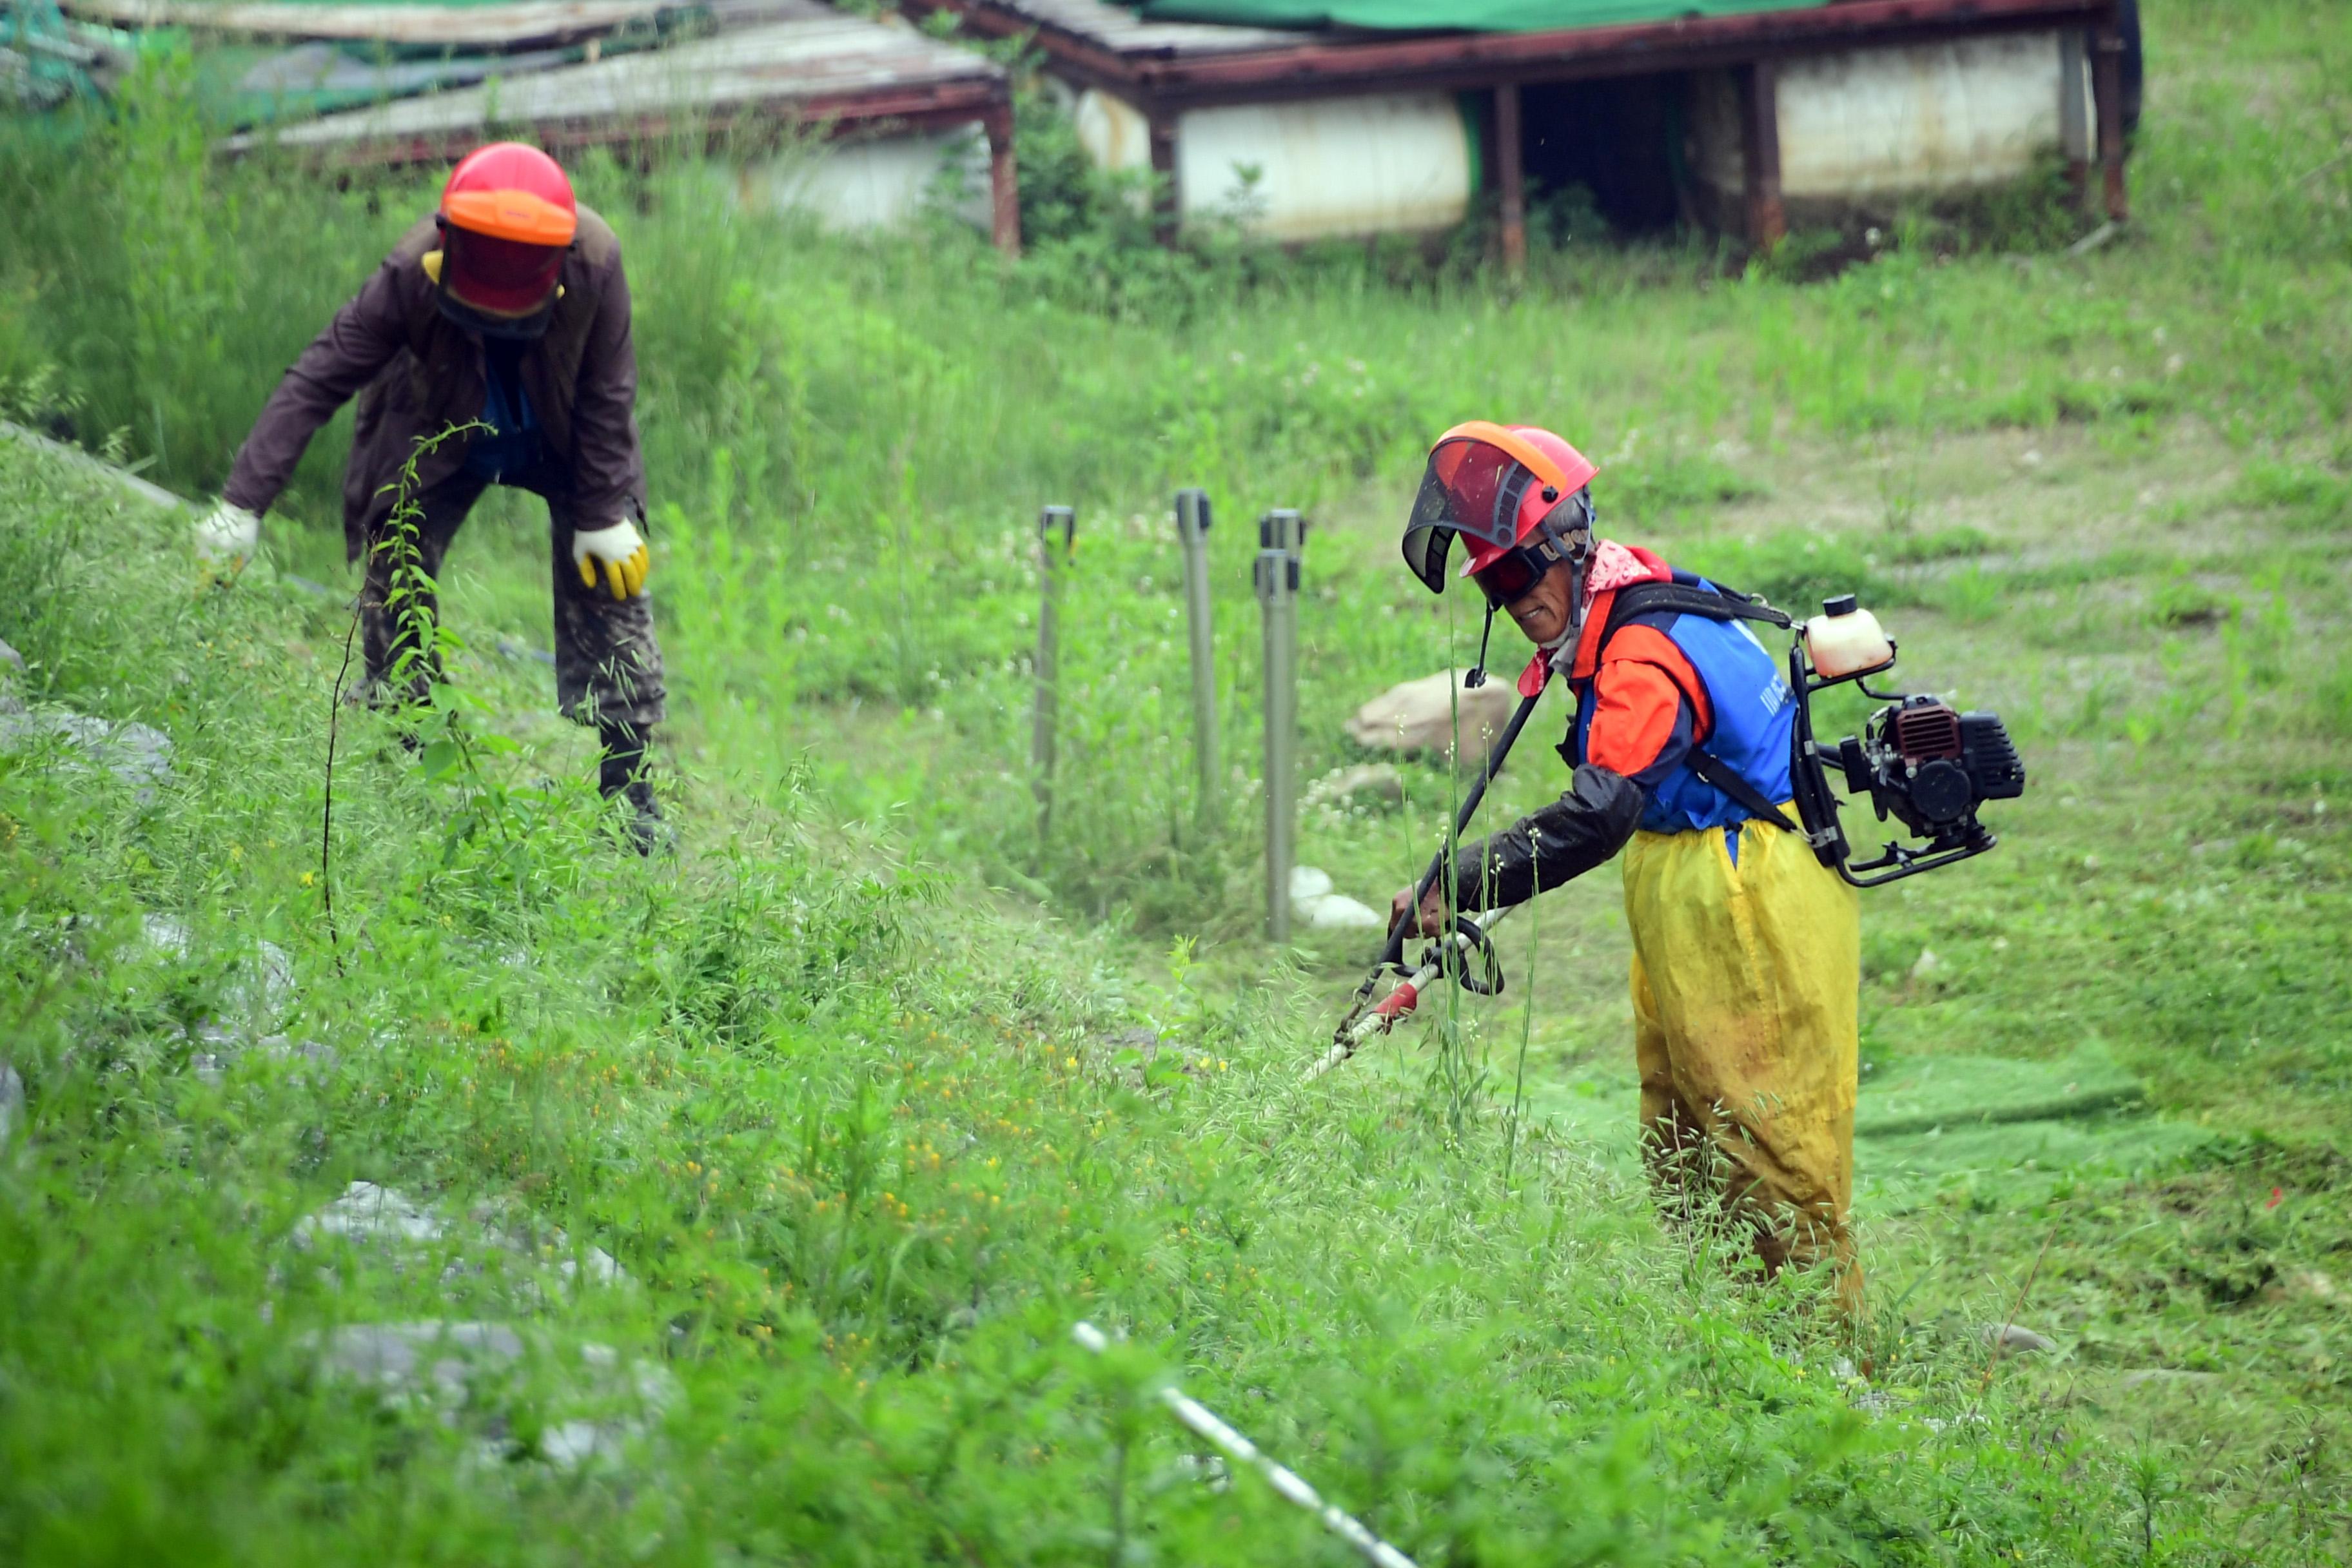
[191,142,665,851]
[1385,422,1863,1322]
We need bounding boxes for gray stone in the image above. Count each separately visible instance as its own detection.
[0,639,22,716]
[1346,670,1515,760]
[1849,1387,1908,1418]
[320,1319,525,1396]
[294,1179,629,1293]
[0,1062,22,1152]
[311,1320,675,1471]
[297,1181,448,1249]
[0,708,174,797]
[1981,1322,2057,1355]
[1300,892,1383,930]
[142,916,299,1065]
[1288,863,1383,930]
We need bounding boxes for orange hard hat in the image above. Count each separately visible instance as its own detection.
[436,143,576,320]
[1402,421,1599,594]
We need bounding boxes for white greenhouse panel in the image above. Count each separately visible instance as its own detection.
[1077,88,1472,242]
[1692,32,2088,204]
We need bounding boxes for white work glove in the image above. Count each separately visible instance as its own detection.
[571,519,650,602]
[193,500,261,580]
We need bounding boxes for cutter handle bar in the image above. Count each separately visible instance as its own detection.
[1358,686,1547,990]
[1309,903,1520,1081]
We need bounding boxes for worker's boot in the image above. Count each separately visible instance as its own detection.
[596,721,667,856]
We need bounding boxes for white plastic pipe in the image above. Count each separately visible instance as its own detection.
[1070,1322,1419,1568]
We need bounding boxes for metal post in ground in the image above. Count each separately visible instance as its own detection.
[1737,58,1786,251]
[2059,30,2092,210]
[1032,505,1075,851]
[1255,508,1304,942]
[1175,488,1220,827]
[2091,25,2131,222]
[1494,82,1527,275]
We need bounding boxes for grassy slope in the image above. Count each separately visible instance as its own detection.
[0,0,2347,1558]
[4,441,2160,1565]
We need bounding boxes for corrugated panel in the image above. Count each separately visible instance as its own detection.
[959,0,1311,59]
[59,0,696,47]
[243,14,1001,149]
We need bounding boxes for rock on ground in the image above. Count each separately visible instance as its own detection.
[296,1180,448,1249]
[311,1320,674,1471]
[0,634,173,797]
[1346,670,1515,760]
[1981,1322,2057,1355]
[1288,865,1382,930]
[140,914,317,1075]
[0,708,174,797]
[0,1062,22,1153]
[293,1179,629,1291]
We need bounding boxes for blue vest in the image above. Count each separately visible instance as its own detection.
[1573,574,1796,835]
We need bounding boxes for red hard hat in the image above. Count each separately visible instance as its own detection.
[436,142,576,318]
[1401,421,1599,594]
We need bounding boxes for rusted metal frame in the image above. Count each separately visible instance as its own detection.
[2090,8,2128,222]
[1137,15,2088,112]
[1736,57,1783,250]
[1141,12,2106,109]
[982,95,1023,256]
[1493,81,1525,273]
[933,0,2105,103]
[1148,112,1179,241]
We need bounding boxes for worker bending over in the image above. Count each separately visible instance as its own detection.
[195,142,665,847]
[1391,422,1863,1320]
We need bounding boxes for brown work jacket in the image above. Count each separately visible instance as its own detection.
[223,204,645,560]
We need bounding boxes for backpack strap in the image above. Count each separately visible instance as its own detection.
[1683,747,1802,836]
[1596,580,1792,652]
[1592,578,1802,836]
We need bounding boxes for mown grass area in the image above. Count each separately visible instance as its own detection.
[2,0,2350,1558]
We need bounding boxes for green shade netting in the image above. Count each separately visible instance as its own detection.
[1135,0,1816,32]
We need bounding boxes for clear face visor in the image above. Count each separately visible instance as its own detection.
[1400,436,1551,594]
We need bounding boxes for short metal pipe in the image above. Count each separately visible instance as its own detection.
[1175,488,1220,826]
[1255,508,1304,942]
[2058,29,2091,209]
[1032,505,1075,852]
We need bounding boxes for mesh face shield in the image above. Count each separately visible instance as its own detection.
[433,224,565,340]
[1400,427,1562,595]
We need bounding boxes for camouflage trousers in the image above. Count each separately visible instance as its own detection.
[360,467,665,736]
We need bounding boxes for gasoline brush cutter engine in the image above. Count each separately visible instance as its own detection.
[1320,590,2026,1073]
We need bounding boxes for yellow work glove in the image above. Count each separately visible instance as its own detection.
[193,499,261,583]
[571,519,650,602]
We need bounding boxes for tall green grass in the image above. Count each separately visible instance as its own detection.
[1,435,2228,1564]
[1,2,2349,1551]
